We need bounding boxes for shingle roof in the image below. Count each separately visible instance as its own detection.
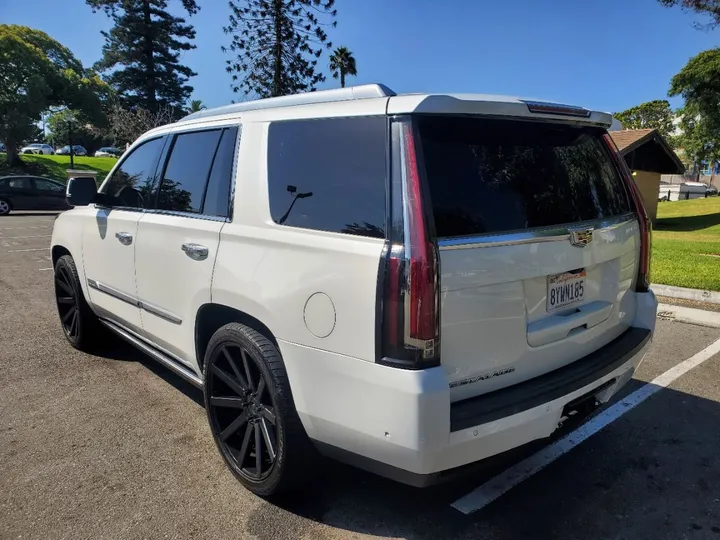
[608,128,656,152]
[608,128,685,174]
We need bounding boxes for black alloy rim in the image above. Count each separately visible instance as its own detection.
[55,266,79,340]
[208,344,279,481]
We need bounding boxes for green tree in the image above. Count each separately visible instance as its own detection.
[675,103,720,175]
[186,99,205,113]
[658,0,720,29]
[87,0,199,112]
[669,48,720,175]
[613,100,676,143]
[0,25,107,166]
[46,109,109,154]
[328,46,357,88]
[223,0,337,98]
[670,48,720,130]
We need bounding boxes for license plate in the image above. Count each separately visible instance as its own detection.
[547,270,586,312]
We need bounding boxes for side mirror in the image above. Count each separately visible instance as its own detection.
[66,177,98,207]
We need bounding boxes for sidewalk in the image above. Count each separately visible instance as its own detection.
[651,283,720,305]
[657,303,720,328]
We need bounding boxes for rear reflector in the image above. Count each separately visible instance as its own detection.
[603,134,652,292]
[522,100,591,118]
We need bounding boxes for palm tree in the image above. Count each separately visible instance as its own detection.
[329,47,358,88]
[186,99,206,113]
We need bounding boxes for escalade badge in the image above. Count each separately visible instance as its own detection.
[449,367,516,388]
[568,227,594,248]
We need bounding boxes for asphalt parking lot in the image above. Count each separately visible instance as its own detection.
[2,211,720,540]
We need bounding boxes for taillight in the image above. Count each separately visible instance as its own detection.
[378,119,440,369]
[603,133,652,292]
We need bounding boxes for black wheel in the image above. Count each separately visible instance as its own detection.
[0,198,11,216]
[54,254,103,351]
[203,323,313,497]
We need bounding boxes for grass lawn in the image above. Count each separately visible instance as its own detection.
[0,153,116,185]
[653,197,720,291]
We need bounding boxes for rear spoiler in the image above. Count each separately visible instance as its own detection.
[387,94,613,128]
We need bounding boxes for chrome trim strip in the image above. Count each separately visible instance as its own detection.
[87,279,140,307]
[87,278,182,324]
[228,124,240,223]
[140,300,182,325]
[99,319,203,388]
[437,213,637,251]
[145,209,229,223]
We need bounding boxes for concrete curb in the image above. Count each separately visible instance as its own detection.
[651,283,720,305]
[657,303,720,329]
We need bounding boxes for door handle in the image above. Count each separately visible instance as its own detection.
[115,232,133,246]
[181,243,209,261]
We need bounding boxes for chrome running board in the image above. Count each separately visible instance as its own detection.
[100,319,203,388]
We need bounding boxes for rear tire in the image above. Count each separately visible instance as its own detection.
[203,323,314,498]
[0,199,10,216]
[54,254,104,351]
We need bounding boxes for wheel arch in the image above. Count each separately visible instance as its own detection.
[195,303,279,373]
[51,245,72,267]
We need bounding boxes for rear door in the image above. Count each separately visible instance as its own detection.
[32,178,68,209]
[414,116,640,401]
[1,178,37,210]
[134,126,238,369]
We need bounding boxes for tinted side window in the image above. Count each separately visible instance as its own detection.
[158,130,222,213]
[203,127,238,218]
[35,179,64,192]
[7,178,31,189]
[101,137,165,208]
[267,116,387,238]
[417,116,632,238]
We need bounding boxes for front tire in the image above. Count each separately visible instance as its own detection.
[54,254,103,351]
[203,323,313,498]
[0,198,11,215]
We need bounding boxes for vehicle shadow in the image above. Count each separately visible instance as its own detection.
[92,339,204,407]
[655,212,720,232]
[90,341,720,539]
[248,383,720,540]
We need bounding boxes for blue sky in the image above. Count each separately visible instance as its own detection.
[3,0,718,112]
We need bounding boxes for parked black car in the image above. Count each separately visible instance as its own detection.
[0,176,70,215]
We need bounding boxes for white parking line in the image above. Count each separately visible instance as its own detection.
[38,267,53,271]
[6,248,48,253]
[0,235,52,239]
[451,336,720,514]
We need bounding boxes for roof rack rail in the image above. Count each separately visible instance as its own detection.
[183,83,396,121]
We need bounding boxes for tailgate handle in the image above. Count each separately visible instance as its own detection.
[527,301,613,347]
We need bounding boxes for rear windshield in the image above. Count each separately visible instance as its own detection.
[416,116,632,238]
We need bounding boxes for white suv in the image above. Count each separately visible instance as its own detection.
[51,84,657,497]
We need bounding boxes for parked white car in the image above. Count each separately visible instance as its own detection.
[21,143,54,155]
[51,84,657,497]
[94,147,122,158]
[659,181,707,201]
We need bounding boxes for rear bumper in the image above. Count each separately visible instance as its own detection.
[280,291,657,486]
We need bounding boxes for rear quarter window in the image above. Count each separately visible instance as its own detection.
[416,116,632,238]
[267,116,387,239]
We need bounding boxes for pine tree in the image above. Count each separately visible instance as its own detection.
[87,0,199,112]
[223,0,337,98]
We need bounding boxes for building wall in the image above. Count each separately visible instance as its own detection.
[633,170,660,225]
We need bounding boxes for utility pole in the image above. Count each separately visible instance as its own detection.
[68,119,75,169]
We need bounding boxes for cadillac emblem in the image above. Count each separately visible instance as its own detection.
[568,227,594,247]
